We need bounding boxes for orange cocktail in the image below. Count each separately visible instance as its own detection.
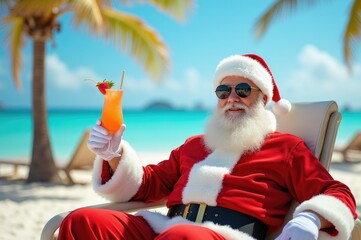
[101,89,124,134]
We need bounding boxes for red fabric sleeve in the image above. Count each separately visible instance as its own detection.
[286,141,357,218]
[101,160,112,184]
[131,135,208,204]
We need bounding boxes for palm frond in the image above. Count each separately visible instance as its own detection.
[146,0,194,22]
[71,0,104,32]
[3,16,25,91]
[343,0,361,68]
[10,0,65,17]
[97,8,169,81]
[255,0,319,38]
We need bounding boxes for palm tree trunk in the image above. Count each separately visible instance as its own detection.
[27,39,62,183]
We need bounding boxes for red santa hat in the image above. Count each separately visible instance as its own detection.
[214,54,291,114]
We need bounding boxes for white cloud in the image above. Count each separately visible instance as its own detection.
[43,55,207,108]
[121,67,215,109]
[42,48,361,110]
[123,75,158,91]
[40,54,216,109]
[284,45,361,109]
[46,54,100,90]
[184,67,202,93]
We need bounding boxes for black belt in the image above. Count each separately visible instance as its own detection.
[167,203,268,240]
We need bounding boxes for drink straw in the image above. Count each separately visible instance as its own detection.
[120,71,125,89]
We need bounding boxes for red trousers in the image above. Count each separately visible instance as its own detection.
[58,208,226,240]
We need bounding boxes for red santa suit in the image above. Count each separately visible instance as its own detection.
[92,132,357,240]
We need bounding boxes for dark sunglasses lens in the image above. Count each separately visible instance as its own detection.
[235,83,252,98]
[215,85,231,99]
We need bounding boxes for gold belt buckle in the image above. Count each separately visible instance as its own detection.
[182,204,191,218]
[182,202,207,223]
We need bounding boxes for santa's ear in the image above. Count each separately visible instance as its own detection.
[263,95,268,105]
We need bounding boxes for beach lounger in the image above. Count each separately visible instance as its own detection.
[0,129,96,185]
[40,101,361,240]
[59,129,96,184]
[0,158,30,177]
[334,132,361,163]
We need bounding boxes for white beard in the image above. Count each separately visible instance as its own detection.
[204,99,277,154]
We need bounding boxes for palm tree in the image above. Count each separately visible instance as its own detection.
[0,0,193,183]
[254,0,361,68]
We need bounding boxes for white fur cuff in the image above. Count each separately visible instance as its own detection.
[294,194,354,240]
[92,140,144,202]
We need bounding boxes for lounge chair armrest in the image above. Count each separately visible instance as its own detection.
[41,211,70,240]
[40,200,167,240]
[352,218,361,240]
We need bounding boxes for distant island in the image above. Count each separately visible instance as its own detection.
[143,100,209,111]
[144,100,174,110]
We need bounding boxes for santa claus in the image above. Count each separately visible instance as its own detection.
[59,54,357,240]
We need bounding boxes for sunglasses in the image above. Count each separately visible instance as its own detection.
[215,83,260,99]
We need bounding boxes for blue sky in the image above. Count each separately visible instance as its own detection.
[0,0,360,110]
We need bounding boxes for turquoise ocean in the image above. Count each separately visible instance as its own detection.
[0,109,360,164]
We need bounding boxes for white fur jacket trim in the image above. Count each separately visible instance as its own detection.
[92,140,144,202]
[294,194,355,240]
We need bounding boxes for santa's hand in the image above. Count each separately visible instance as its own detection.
[87,120,126,160]
[275,212,321,240]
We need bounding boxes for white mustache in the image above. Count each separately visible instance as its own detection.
[222,103,249,113]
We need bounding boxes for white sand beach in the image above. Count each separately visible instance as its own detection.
[0,152,360,240]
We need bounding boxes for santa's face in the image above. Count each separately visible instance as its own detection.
[205,79,276,153]
[218,76,262,109]
[217,76,265,121]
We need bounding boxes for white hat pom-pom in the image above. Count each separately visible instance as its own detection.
[273,98,291,115]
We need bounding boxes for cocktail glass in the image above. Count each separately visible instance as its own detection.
[100,88,124,156]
